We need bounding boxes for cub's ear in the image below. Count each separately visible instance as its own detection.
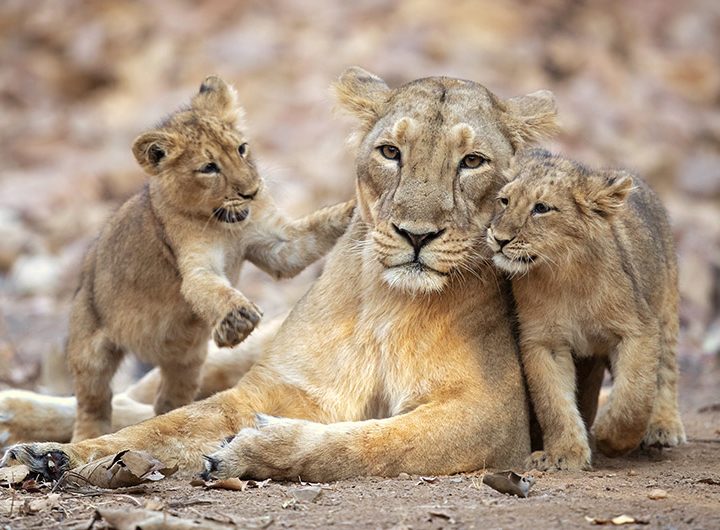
[503,90,560,149]
[132,131,178,176]
[332,66,390,132]
[581,170,634,217]
[192,75,245,124]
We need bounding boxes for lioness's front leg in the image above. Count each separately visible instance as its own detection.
[203,396,522,482]
[1,369,323,479]
[523,344,591,471]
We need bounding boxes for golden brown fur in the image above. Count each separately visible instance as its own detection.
[1,68,558,482]
[487,149,685,471]
[62,76,354,442]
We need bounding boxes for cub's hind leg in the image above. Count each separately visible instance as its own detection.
[67,329,123,442]
[154,336,208,416]
[642,293,685,448]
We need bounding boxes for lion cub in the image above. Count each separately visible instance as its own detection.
[67,76,354,442]
[487,149,685,471]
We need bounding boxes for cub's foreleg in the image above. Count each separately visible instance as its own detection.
[523,344,591,471]
[178,248,262,349]
[246,199,355,279]
[593,332,659,456]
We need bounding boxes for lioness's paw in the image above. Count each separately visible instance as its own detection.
[0,442,72,480]
[199,414,306,481]
[213,303,262,348]
[526,446,591,472]
[642,417,686,449]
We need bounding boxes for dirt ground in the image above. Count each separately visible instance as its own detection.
[2,366,719,530]
[1,1,720,529]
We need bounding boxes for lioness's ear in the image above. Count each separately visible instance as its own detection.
[582,170,634,217]
[132,131,178,176]
[504,90,560,149]
[192,75,245,123]
[332,66,390,131]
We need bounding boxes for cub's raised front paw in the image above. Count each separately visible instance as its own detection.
[0,442,73,480]
[526,445,591,472]
[213,303,262,348]
[641,417,686,449]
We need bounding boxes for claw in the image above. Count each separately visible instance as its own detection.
[200,454,220,481]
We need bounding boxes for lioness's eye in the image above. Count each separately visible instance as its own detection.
[199,162,220,174]
[499,197,509,206]
[379,145,401,161]
[460,154,489,169]
[532,202,551,215]
[238,143,249,157]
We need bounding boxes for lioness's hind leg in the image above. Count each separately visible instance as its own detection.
[68,331,123,442]
[0,390,76,446]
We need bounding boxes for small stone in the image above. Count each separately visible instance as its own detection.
[289,485,322,503]
[648,488,668,500]
[397,472,411,480]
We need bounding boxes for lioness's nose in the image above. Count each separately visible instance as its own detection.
[393,224,445,253]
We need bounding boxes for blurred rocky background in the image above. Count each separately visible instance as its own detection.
[0,0,718,393]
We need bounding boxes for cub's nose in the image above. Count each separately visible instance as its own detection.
[493,236,513,250]
[393,224,445,253]
[234,186,259,200]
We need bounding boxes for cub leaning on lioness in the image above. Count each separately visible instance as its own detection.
[66,76,354,442]
[487,149,685,471]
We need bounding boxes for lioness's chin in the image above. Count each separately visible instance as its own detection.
[492,254,534,275]
[382,264,448,294]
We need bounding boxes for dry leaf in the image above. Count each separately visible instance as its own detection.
[482,470,535,498]
[59,450,176,489]
[697,477,720,486]
[416,476,438,485]
[97,508,234,530]
[648,488,668,499]
[0,464,29,485]
[0,492,60,516]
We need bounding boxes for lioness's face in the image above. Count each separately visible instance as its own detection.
[487,150,633,275]
[334,68,559,294]
[133,76,261,225]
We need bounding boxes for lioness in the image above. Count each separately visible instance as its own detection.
[64,75,354,442]
[1,68,559,481]
[487,149,685,471]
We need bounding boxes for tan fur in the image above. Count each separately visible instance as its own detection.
[1,69,559,482]
[487,149,685,471]
[62,76,353,442]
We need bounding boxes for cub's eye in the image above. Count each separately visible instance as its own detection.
[460,153,489,169]
[199,162,220,174]
[532,202,551,215]
[379,145,401,161]
[238,143,249,157]
[498,197,509,206]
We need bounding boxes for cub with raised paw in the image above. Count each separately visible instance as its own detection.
[46,76,354,443]
[487,149,685,471]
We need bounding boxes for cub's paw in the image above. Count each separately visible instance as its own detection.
[526,446,591,472]
[0,442,73,480]
[592,414,644,457]
[642,417,686,449]
[213,303,262,348]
